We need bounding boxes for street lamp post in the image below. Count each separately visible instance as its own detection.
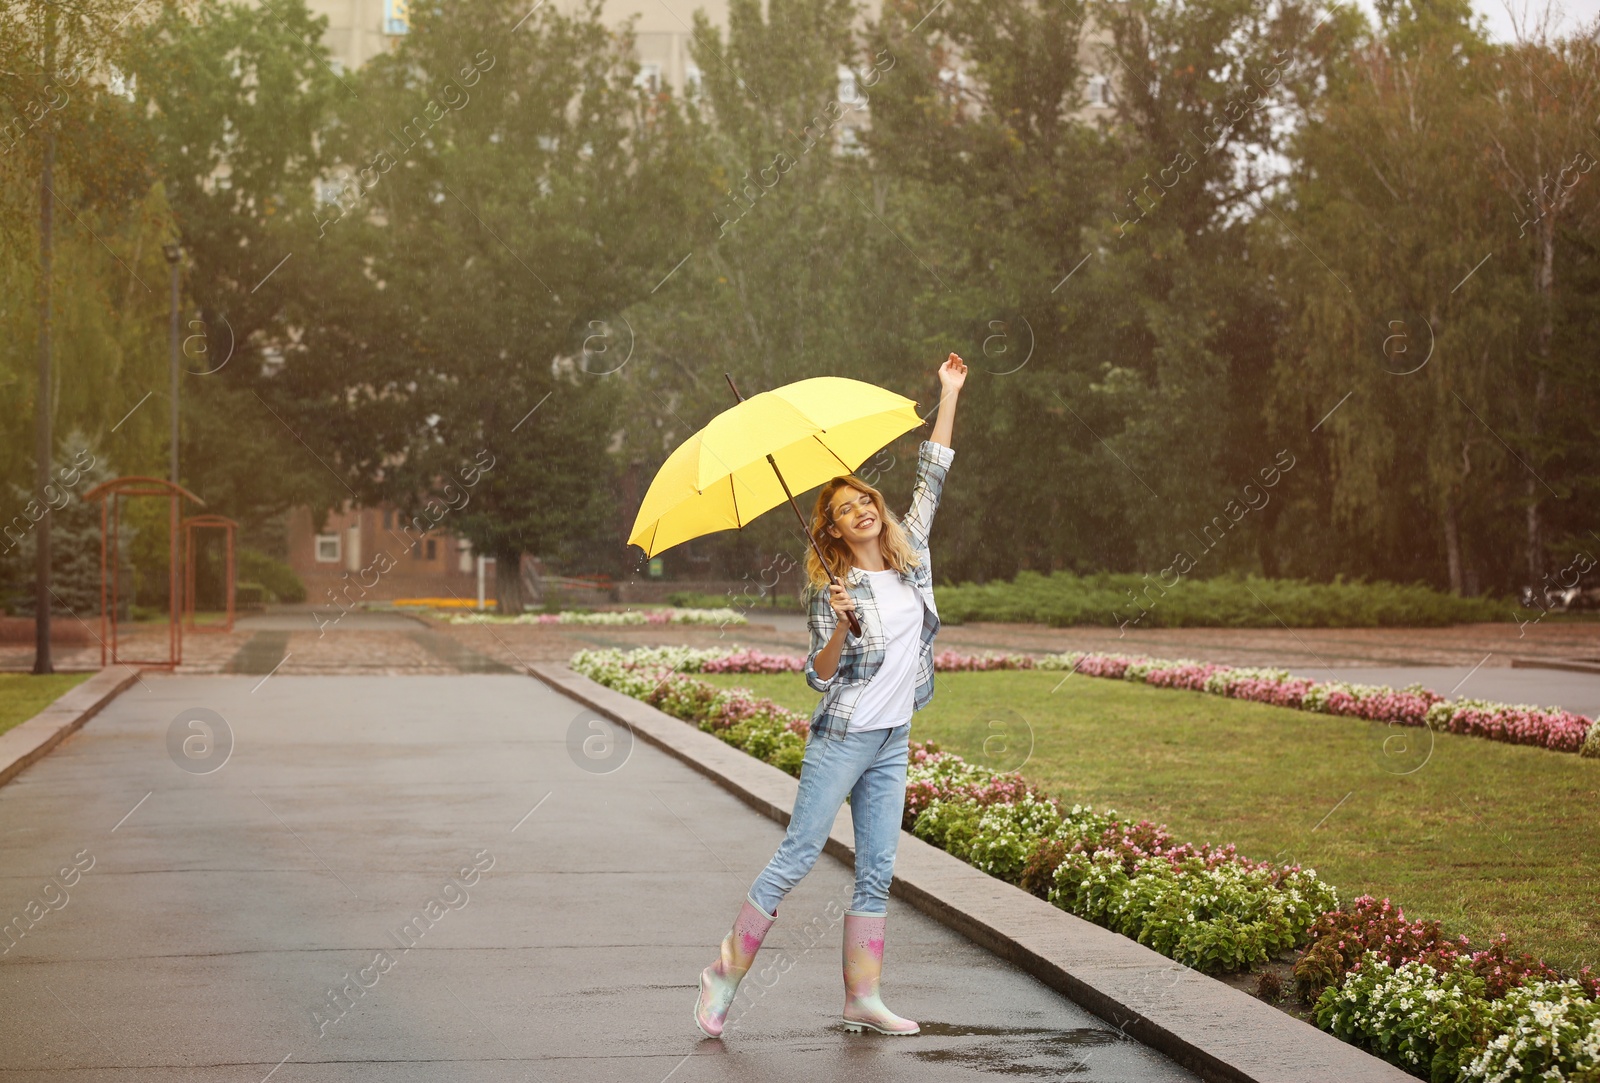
[163,242,181,486]
[163,242,181,632]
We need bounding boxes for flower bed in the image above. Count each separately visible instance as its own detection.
[446,606,745,626]
[1317,954,1600,1082]
[637,645,1595,757]
[568,645,1600,1081]
[571,647,1334,974]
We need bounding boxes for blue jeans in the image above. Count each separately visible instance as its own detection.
[748,722,911,916]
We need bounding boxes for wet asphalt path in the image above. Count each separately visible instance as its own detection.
[0,673,1197,1082]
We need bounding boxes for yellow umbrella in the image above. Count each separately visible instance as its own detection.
[629,374,926,637]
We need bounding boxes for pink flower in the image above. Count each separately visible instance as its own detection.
[702,649,805,674]
[1146,664,1227,691]
[680,646,1595,756]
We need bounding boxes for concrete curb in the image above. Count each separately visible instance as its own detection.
[1511,657,1600,674]
[529,661,1415,1083]
[0,666,143,789]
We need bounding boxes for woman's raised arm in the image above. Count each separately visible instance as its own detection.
[929,353,967,449]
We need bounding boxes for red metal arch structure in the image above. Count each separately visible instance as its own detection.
[84,476,205,669]
[183,514,238,634]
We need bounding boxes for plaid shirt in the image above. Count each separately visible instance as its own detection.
[802,439,955,741]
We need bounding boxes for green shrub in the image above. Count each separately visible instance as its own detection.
[0,434,114,616]
[962,795,1065,882]
[667,590,725,608]
[770,734,806,776]
[654,677,724,722]
[238,549,306,603]
[667,589,800,611]
[724,717,785,762]
[936,570,1509,629]
[910,798,986,856]
[1050,852,1338,973]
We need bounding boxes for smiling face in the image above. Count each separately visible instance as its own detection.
[825,485,882,545]
[807,473,921,585]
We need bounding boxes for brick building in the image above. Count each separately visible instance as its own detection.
[243,0,1117,122]
[285,503,489,605]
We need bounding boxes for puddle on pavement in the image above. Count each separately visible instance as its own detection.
[829,1021,1123,1076]
[910,1023,1118,1041]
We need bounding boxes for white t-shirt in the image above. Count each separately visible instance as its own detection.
[847,568,923,733]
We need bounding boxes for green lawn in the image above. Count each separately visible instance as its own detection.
[696,670,1600,972]
[0,673,93,739]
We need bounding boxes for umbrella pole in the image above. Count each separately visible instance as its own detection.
[725,373,862,639]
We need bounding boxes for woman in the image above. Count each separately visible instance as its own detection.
[694,353,967,1038]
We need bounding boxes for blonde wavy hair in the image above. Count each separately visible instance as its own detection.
[802,474,922,595]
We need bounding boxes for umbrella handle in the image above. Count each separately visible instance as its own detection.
[782,467,862,640]
[726,372,862,640]
[830,572,863,639]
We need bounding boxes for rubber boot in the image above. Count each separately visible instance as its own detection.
[841,909,919,1035]
[694,894,777,1037]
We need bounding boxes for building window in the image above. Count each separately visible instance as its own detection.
[634,62,661,95]
[1086,74,1111,108]
[837,64,862,107]
[383,509,393,529]
[382,0,408,35]
[683,63,703,101]
[412,538,422,559]
[458,540,473,573]
[425,538,437,560]
[107,66,137,101]
[315,534,341,563]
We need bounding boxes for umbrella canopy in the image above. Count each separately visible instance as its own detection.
[628,376,923,559]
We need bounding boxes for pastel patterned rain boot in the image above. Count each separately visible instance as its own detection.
[841,909,919,1035]
[694,895,777,1038]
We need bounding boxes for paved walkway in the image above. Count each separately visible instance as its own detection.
[0,674,1196,1081]
[10,606,1600,677]
[1283,665,1600,718]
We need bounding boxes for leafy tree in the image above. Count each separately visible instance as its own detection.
[610,0,945,583]
[2,0,156,669]
[1269,0,1599,595]
[125,0,350,536]
[1479,28,1600,584]
[862,0,1115,581]
[0,431,118,620]
[271,0,713,610]
[1082,0,1340,582]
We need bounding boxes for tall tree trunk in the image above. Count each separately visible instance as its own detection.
[1524,363,1549,587]
[32,8,57,676]
[1257,495,1282,578]
[1525,207,1555,587]
[1525,475,1543,586]
[1443,499,1464,596]
[519,555,545,608]
[495,550,526,615]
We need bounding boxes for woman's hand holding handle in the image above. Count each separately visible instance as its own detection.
[827,577,862,638]
[812,580,857,681]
